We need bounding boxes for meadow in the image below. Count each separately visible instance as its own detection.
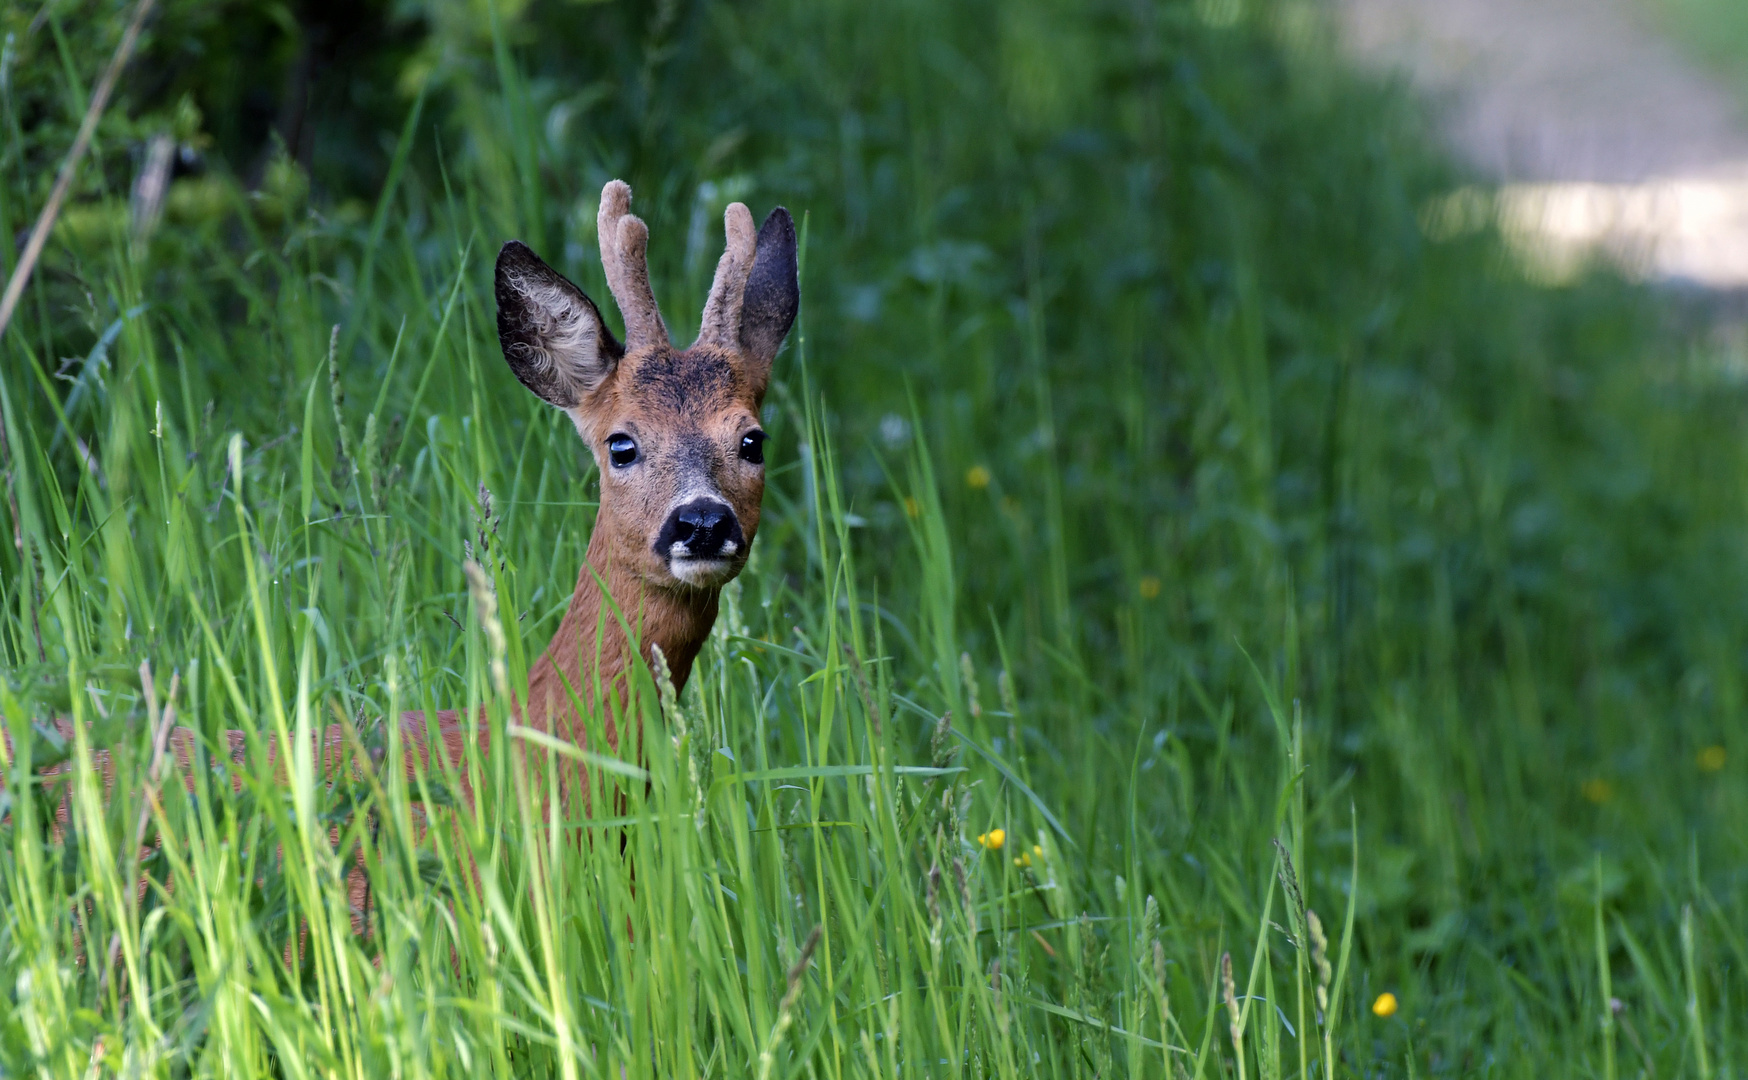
[3,0,1748,1075]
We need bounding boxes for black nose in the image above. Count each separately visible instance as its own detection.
[656,498,745,560]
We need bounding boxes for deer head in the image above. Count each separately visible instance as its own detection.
[18,183,797,892]
[494,181,798,599]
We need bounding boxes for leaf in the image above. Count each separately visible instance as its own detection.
[711,764,964,794]
[506,723,650,780]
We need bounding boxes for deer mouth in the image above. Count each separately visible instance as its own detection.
[666,547,742,587]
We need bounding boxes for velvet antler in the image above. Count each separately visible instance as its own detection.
[596,180,669,350]
[695,201,758,348]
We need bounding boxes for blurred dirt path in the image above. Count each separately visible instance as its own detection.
[1336,0,1748,183]
[1336,0,1748,285]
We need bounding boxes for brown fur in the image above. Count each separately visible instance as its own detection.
[3,181,799,937]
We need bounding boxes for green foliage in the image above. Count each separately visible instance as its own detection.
[3,0,1747,1075]
[1637,0,1748,102]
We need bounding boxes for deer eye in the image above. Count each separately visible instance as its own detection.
[607,433,639,468]
[739,430,767,465]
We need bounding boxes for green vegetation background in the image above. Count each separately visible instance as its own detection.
[2,0,1746,1075]
[1641,0,1748,105]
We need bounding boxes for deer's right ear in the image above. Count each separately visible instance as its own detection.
[495,241,624,409]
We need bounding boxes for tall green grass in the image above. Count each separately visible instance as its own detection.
[4,0,1748,1074]
[0,224,1342,1075]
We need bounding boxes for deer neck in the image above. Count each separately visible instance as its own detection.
[522,526,719,747]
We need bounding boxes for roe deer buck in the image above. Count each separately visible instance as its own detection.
[7,179,798,932]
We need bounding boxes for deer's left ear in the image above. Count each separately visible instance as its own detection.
[495,241,624,409]
[738,208,799,398]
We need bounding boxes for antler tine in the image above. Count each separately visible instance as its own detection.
[696,202,757,348]
[597,180,669,349]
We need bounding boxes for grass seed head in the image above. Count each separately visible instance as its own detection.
[1221,950,1239,1047]
[953,856,977,935]
[1308,908,1332,1018]
[463,559,508,698]
[959,652,983,718]
[326,323,352,480]
[1273,838,1307,938]
[930,710,956,769]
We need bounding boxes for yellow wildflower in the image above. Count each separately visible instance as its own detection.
[1372,992,1398,1018]
[1698,746,1727,772]
[978,828,1006,851]
[1582,778,1615,804]
[966,465,991,489]
[1138,575,1162,600]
